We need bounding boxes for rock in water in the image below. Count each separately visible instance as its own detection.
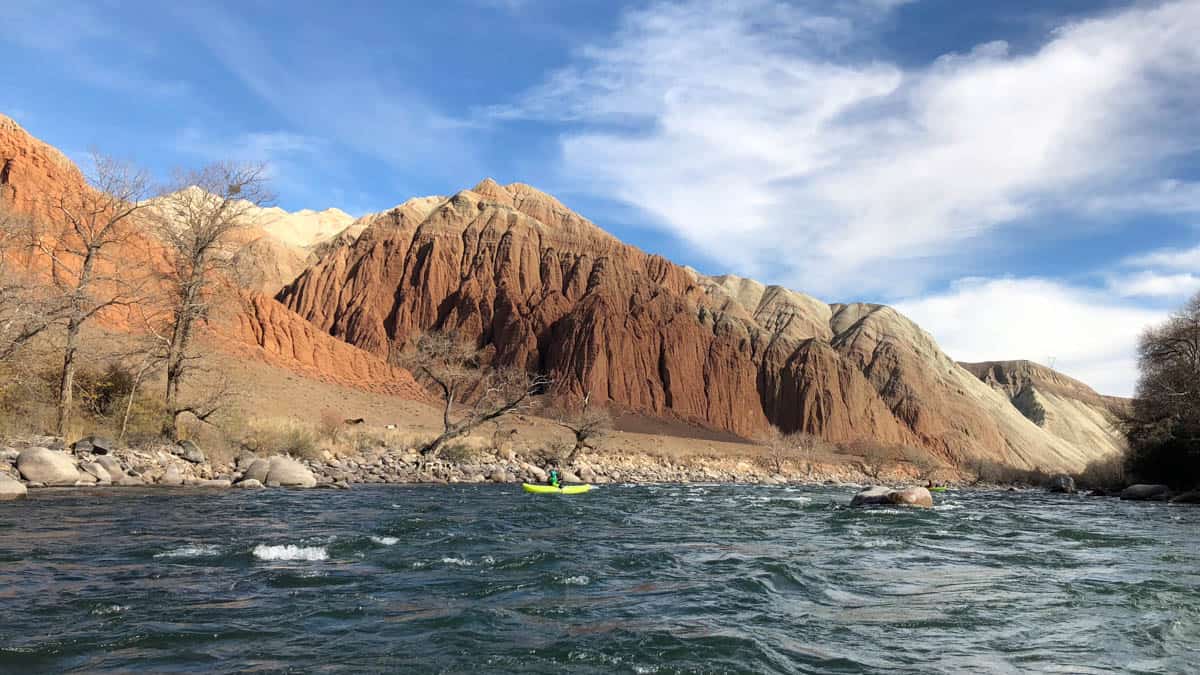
[888,486,933,508]
[173,440,206,464]
[1169,490,1200,504]
[0,475,27,500]
[1120,484,1170,501]
[235,479,265,489]
[16,447,80,486]
[1047,474,1076,494]
[851,485,933,508]
[265,456,317,488]
[850,486,893,507]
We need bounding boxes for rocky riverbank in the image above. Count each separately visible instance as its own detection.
[1,433,933,498]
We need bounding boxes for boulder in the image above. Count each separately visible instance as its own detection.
[80,462,112,483]
[173,440,206,464]
[1169,490,1200,504]
[235,478,265,489]
[16,447,80,486]
[82,435,115,455]
[0,476,28,500]
[241,458,270,483]
[525,464,548,482]
[115,474,143,487]
[95,455,125,479]
[490,470,511,484]
[71,439,94,455]
[563,470,582,484]
[74,472,98,485]
[199,479,232,488]
[888,487,933,508]
[850,486,893,507]
[159,466,184,487]
[1047,474,1076,494]
[265,456,318,488]
[1120,484,1171,501]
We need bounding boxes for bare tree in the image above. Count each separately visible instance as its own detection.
[1124,292,1200,486]
[27,154,152,436]
[150,162,270,437]
[0,205,68,363]
[845,438,893,482]
[548,392,612,464]
[758,425,819,476]
[393,332,550,459]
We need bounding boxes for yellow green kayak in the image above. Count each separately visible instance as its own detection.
[522,483,592,495]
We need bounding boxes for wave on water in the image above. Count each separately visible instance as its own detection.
[370,536,399,546]
[441,556,473,567]
[560,575,590,586]
[154,544,222,559]
[253,544,329,561]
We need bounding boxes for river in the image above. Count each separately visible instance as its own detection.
[0,484,1196,673]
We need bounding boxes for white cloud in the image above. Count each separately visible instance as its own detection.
[1108,270,1200,299]
[1123,243,1200,270]
[895,277,1164,396]
[500,0,1200,297]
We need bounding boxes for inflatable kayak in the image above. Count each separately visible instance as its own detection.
[929,486,949,492]
[522,483,592,495]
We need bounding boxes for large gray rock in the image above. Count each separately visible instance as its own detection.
[265,456,317,488]
[199,479,231,488]
[0,475,28,500]
[888,486,933,508]
[850,486,893,506]
[851,485,933,509]
[80,462,112,483]
[1047,474,1076,494]
[241,458,270,483]
[173,440,206,464]
[1120,484,1171,501]
[115,474,143,487]
[82,435,115,455]
[16,447,80,486]
[235,478,265,489]
[71,439,94,455]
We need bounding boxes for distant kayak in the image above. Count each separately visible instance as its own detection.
[522,483,592,495]
[930,486,949,492]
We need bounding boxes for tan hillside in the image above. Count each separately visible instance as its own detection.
[961,360,1128,459]
[280,179,1121,472]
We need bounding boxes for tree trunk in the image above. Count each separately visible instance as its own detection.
[54,317,81,437]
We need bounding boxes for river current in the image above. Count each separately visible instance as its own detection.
[0,484,1196,673]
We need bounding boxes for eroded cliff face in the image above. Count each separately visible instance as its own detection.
[961,360,1128,460]
[280,179,1113,471]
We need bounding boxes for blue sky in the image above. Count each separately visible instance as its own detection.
[5,0,1200,395]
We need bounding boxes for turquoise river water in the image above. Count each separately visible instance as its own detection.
[0,484,1196,673]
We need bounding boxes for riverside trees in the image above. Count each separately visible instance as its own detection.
[393,332,551,459]
[150,163,270,438]
[1124,292,1200,487]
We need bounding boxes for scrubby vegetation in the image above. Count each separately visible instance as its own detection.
[1122,293,1200,489]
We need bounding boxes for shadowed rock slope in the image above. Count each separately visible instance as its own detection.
[280,179,1115,472]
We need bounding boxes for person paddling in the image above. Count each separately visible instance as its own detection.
[548,469,562,488]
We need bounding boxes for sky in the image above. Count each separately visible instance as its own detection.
[4,0,1200,396]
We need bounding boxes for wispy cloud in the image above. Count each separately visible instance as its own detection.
[173,5,481,185]
[496,0,1200,298]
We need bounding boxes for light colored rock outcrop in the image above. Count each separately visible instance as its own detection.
[265,456,317,488]
[16,448,80,486]
[235,478,265,489]
[851,485,933,508]
[0,475,27,500]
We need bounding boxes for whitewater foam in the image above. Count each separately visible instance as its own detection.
[154,544,222,559]
[253,544,329,561]
[561,575,590,586]
[441,556,473,567]
[370,536,399,546]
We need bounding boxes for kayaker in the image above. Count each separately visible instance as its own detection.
[548,469,562,488]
